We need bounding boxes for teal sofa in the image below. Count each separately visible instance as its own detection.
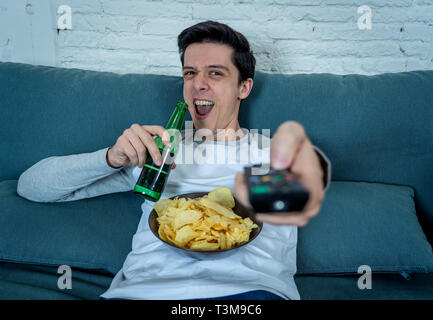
[1,62,433,299]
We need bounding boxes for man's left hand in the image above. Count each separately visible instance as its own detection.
[235,121,325,227]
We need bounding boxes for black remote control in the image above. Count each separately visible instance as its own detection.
[244,165,310,213]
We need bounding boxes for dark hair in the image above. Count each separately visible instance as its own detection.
[177,20,256,84]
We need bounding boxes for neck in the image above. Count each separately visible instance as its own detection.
[214,108,244,141]
[214,122,245,141]
[194,116,245,142]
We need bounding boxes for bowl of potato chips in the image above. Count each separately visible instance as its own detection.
[149,187,262,257]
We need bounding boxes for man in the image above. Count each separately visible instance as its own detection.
[18,21,329,300]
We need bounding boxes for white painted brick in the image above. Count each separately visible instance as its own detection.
[276,56,430,74]
[192,3,265,21]
[71,13,192,36]
[414,0,433,4]
[310,23,417,41]
[53,0,102,14]
[135,19,193,36]
[101,0,191,18]
[276,39,433,60]
[269,5,357,22]
[356,57,429,73]
[0,4,10,47]
[229,0,414,6]
[144,51,182,68]
[58,30,178,51]
[58,47,149,70]
[71,13,134,33]
[3,0,433,76]
[57,47,181,74]
[405,57,433,71]
[193,4,358,22]
[373,6,433,23]
[266,21,324,40]
[319,0,413,7]
[399,23,433,42]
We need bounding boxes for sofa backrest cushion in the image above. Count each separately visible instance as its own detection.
[297,181,433,275]
[242,71,433,236]
[1,62,432,237]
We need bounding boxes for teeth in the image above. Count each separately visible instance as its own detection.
[195,100,214,106]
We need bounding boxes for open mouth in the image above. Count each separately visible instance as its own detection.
[193,99,214,120]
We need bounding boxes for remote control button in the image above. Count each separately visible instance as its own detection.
[273,200,286,211]
[251,185,269,194]
[250,176,261,183]
[284,173,295,180]
[261,176,271,182]
[282,186,290,192]
[272,175,283,181]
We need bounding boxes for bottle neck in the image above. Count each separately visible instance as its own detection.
[155,102,188,152]
[166,102,188,130]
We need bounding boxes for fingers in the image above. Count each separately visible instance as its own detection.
[124,128,147,167]
[290,140,324,213]
[258,140,324,227]
[233,171,320,227]
[130,124,162,167]
[256,203,322,227]
[254,121,325,227]
[141,125,172,145]
[271,121,306,170]
[111,124,171,168]
[109,133,140,168]
[234,173,252,209]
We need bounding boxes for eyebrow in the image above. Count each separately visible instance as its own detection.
[208,65,230,72]
[182,65,231,73]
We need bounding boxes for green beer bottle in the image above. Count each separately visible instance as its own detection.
[133,101,188,201]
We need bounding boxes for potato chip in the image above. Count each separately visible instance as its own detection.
[174,225,200,246]
[153,187,258,251]
[208,187,235,209]
[199,197,239,219]
[158,224,168,242]
[189,240,220,251]
[173,210,203,230]
[219,233,227,250]
[162,223,175,242]
[154,198,173,216]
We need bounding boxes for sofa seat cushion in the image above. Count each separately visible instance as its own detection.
[0,180,142,276]
[2,179,433,277]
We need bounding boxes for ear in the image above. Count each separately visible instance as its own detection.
[238,78,254,100]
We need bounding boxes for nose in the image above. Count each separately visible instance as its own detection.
[193,72,209,92]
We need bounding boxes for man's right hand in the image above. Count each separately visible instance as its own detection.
[106,124,172,169]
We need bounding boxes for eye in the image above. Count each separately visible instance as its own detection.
[210,71,222,76]
[183,71,195,77]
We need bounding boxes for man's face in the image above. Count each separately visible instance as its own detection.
[182,42,252,138]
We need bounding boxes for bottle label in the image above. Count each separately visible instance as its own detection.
[133,184,161,199]
[142,163,169,175]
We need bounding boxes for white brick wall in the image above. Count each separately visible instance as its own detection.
[1,0,433,75]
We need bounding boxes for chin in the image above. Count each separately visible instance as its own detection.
[192,122,216,137]
[195,123,215,132]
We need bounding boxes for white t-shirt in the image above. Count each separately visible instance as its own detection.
[101,129,300,300]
